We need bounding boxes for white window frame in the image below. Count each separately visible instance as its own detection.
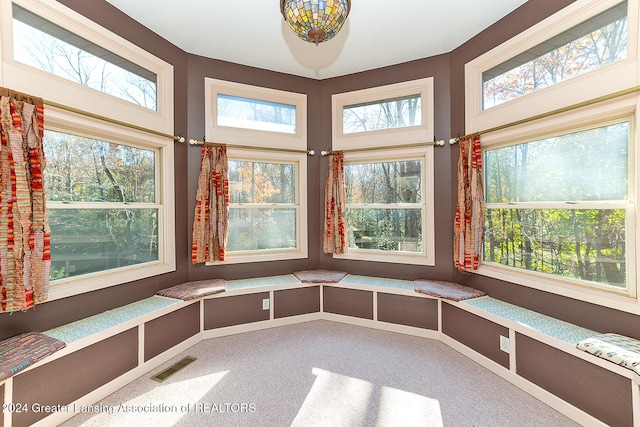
[334,146,435,266]
[0,0,176,300]
[332,78,434,150]
[331,78,436,265]
[477,95,638,314]
[465,0,639,135]
[204,80,309,264]
[465,0,640,314]
[213,148,308,265]
[44,107,176,301]
[205,78,307,151]
[0,0,174,135]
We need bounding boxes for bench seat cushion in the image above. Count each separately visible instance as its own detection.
[157,279,226,300]
[0,332,66,381]
[577,333,640,374]
[414,279,486,301]
[293,270,348,283]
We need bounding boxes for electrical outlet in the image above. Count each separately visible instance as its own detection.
[262,298,270,310]
[499,335,510,353]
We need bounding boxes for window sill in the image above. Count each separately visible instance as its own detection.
[334,250,435,266]
[206,248,308,265]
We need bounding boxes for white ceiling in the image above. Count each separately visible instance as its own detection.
[105,0,528,80]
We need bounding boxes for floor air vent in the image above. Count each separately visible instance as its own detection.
[151,356,197,382]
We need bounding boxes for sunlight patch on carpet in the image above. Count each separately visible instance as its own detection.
[291,368,443,427]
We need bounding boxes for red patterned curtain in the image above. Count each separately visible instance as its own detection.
[192,144,229,263]
[323,151,348,254]
[0,89,51,313]
[454,135,485,271]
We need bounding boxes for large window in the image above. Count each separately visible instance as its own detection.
[346,158,424,253]
[205,81,308,264]
[45,130,159,280]
[0,0,176,300]
[483,120,631,292]
[335,148,435,266]
[465,0,639,313]
[228,158,298,252]
[331,79,435,265]
[42,109,175,300]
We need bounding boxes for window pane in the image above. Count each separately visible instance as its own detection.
[217,94,296,134]
[485,122,628,203]
[347,208,422,252]
[49,208,158,279]
[345,160,422,204]
[229,161,296,203]
[482,1,627,109]
[12,4,157,110]
[484,208,626,289]
[343,94,422,134]
[228,208,297,251]
[44,130,156,203]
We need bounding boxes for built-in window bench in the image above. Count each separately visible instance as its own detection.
[1,294,204,427]
[2,271,640,427]
[444,295,640,427]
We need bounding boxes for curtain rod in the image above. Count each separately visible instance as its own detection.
[450,85,640,143]
[43,99,185,143]
[320,139,445,156]
[188,139,315,155]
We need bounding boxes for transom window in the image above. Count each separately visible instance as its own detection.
[332,78,434,151]
[342,94,422,134]
[482,1,628,109]
[483,120,631,292]
[206,78,307,151]
[217,94,296,134]
[12,3,158,110]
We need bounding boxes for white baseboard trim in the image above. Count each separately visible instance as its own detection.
[633,376,640,427]
[30,334,201,427]
[321,312,440,339]
[202,312,323,339]
[441,334,608,427]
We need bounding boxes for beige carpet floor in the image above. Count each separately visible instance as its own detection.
[61,320,580,427]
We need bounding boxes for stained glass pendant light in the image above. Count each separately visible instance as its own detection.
[281,0,351,45]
